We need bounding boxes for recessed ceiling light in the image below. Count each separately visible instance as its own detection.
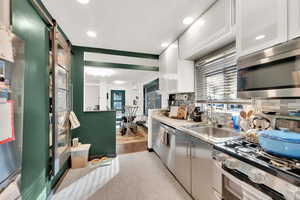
[77,0,90,4]
[114,80,126,85]
[182,17,194,25]
[255,35,265,40]
[87,31,97,38]
[161,42,169,48]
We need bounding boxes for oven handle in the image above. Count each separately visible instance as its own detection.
[222,166,285,200]
[242,185,272,200]
[213,190,222,200]
[222,170,243,199]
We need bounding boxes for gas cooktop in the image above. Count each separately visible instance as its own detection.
[214,138,300,186]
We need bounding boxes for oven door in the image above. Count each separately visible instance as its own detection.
[222,168,273,200]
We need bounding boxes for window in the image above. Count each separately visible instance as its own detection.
[195,47,237,101]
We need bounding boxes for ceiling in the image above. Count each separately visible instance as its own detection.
[85,67,159,87]
[41,0,215,54]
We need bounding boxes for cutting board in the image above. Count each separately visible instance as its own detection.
[177,105,188,120]
[169,106,179,118]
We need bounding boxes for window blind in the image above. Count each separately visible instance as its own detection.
[195,50,237,101]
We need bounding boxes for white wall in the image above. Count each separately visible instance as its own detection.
[84,76,160,115]
[105,82,143,115]
[84,84,100,111]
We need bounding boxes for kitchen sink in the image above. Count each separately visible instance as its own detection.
[183,125,241,143]
[197,126,240,138]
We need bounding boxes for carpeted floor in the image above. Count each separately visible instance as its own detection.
[89,151,192,200]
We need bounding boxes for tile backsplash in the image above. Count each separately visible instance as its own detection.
[255,99,300,115]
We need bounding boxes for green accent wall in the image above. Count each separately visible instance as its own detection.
[12,0,49,199]
[73,45,159,59]
[72,47,116,157]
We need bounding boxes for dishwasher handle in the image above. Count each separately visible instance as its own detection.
[160,123,176,134]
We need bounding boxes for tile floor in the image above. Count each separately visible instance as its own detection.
[54,151,192,200]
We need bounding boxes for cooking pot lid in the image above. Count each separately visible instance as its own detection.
[259,130,300,144]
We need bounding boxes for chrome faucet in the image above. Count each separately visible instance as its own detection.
[207,96,218,127]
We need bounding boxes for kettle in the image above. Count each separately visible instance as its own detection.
[250,113,271,130]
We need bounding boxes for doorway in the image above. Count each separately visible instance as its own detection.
[110,90,125,123]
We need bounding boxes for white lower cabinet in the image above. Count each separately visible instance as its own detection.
[288,0,300,40]
[236,0,288,57]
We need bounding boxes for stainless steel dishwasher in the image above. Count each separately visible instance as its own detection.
[157,123,176,174]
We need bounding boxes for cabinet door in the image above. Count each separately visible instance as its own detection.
[159,51,169,108]
[288,0,300,40]
[175,132,191,193]
[179,0,232,60]
[166,41,178,93]
[177,59,194,93]
[159,51,168,93]
[237,0,288,57]
[191,137,213,200]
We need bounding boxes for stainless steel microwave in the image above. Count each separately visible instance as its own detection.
[237,38,300,98]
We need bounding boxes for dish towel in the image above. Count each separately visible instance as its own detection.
[69,111,80,130]
[156,127,167,146]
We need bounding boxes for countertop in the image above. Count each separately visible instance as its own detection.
[151,111,241,144]
[151,112,204,129]
[151,112,214,144]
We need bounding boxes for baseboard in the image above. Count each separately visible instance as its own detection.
[89,153,117,160]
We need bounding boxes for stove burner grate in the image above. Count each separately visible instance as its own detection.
[257,150,300,170]
[224,139,300,171]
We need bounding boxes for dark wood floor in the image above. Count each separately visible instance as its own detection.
[116,125,148,154]
[117,141,148,154]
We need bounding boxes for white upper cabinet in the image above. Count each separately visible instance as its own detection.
[159,48,168,93]
[288,0,300,40]
[236,0,288,57]
[159,41,194,95]
[159,41,178,94]
[179,0,235,60]
[177,59,194,93]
